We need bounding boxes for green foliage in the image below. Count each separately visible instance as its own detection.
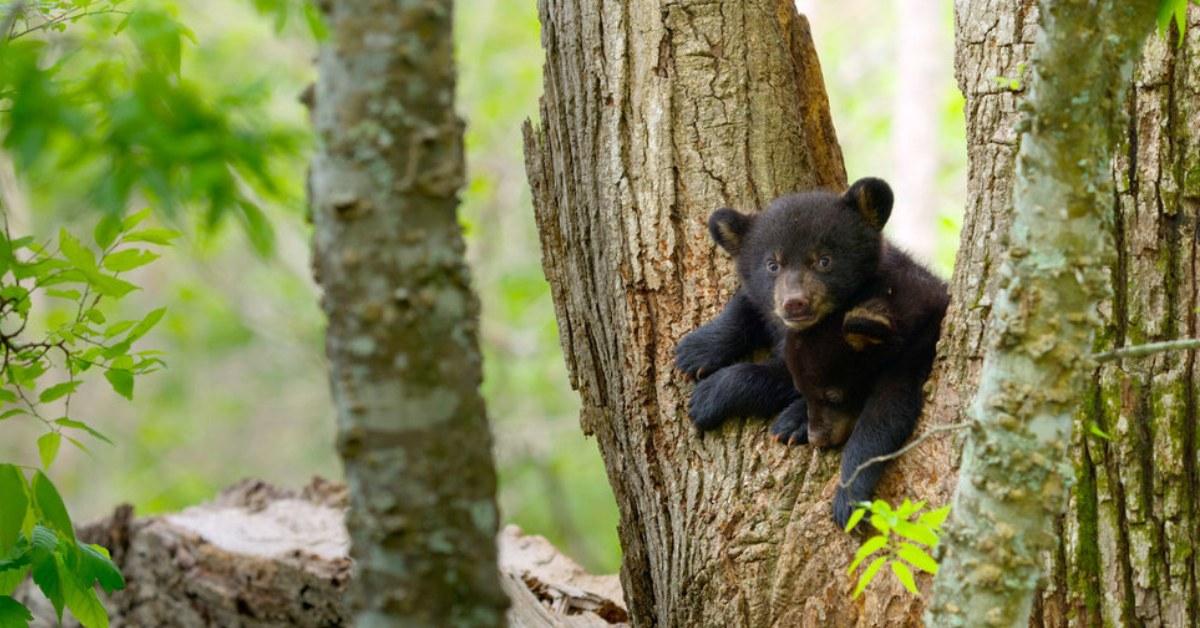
[0,0,307,253]
[0,465,124,628]
[1157,0,1197,43]
[846,499,951,599]
[1,217,172,434]
[0,215,166,625]
[994,63,1026,92]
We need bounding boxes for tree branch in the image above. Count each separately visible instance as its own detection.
[839,421,974,490]
[1091,338,1200,363]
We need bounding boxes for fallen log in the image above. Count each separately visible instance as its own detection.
[17,479,627,627]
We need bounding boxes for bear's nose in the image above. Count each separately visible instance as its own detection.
[783,297,811,318]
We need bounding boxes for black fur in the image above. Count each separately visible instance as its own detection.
[674,177,948,529]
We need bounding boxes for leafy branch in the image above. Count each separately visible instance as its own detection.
[0,207,174,627]
[845,499,950,598]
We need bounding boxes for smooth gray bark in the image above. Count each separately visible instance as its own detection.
[926,1,1158,625]
[310,1,507,625]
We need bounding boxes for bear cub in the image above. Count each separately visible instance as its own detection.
[674,177,949,528]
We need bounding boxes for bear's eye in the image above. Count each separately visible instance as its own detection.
[765,259,780,274]
[816,256,832,270]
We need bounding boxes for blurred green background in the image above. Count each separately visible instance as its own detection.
[0,0,965,574]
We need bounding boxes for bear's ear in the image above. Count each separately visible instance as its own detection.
[708,208,754,255]
[843,177,893,231]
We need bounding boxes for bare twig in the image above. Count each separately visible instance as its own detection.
[1091,338,1200,363]
[7,7,130,41]
[839,421,974,490]
[0,1,25,42]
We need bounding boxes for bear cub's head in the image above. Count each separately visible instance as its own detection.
[709,177,893,331]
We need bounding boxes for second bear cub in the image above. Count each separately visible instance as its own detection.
[675,177,948,528]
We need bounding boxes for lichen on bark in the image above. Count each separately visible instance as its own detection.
[309,1,507,625]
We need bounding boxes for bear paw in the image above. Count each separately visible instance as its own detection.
[832,487,869,532]
[674,331,734,380]
[769,401,809,446]
[687,369,738,430]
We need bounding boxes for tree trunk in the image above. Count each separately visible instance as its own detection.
[927,0,1157,624]
[309,1,507,625]
[523,1,914,626]
[939,4,1200,626]
[1035,8,1200,627]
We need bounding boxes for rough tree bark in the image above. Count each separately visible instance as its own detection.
[527,0,1200,626]
[309,0,507,625]
[931,4,1200,626]
[522,1,930,626]
[927,0,1158,625]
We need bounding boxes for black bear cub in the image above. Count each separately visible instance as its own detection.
[674,177,949,528]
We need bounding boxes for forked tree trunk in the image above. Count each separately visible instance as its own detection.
[526,1,1200,626]
[523,1,914,625]
[310,1,507,624]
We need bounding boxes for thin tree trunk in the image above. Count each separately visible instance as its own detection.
[927,0,1157,624]
[310,1,507,625]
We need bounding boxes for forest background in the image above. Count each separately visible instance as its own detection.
[0,0,966,575]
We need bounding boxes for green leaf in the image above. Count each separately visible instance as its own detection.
[0,568,27,597]
[847,535,888,575]
[39,381,81,403]
[86,274,139,299]
[74,544,124,594]
[103,369,133,401]
[62,566,108,628]
[844,506,867,533]
[30,551,63,622]
[37,433,62,469]
[1157,0,1189,43]
[85,309,106,324]
[54,418,113,445]
[1089,421,1112,441]
[895,499,925,520]
[45,289,82,300]
[891,560,920,595]
[897,542,940,575]
[303,1,329,40]
[31,473,73,539]
[122,228,180,245]
[0,410,22,422]
[893,520,940,547]
[0,466,27,553]
[121,208,152,231]
[0,547,30,573]
[58,230,96,271]
[918,505,952,530]
[869,513,892,535]
[93,214,122,250]
[0,390,16,404]
[102,321,135,338]
[852,556,886,599]
[113,307,165,349]
[0,595,33,628]
[64,436,92,457]
[102,249,159,272]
